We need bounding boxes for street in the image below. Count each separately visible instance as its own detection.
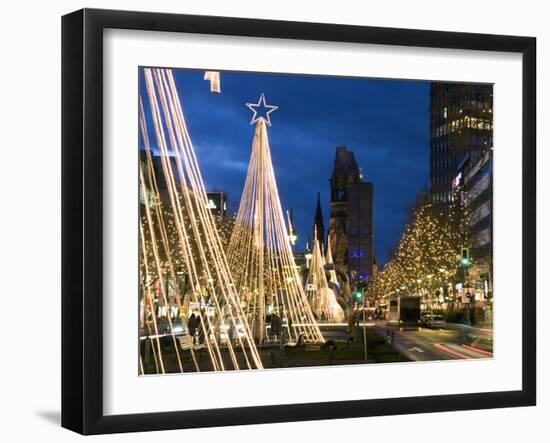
[372,322,493,361]
[318,321,493,362]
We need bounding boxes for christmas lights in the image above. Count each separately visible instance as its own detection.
[366,197,464,306]
[227,96,324,344]
[139,68,263,373]
[306,227,345,322]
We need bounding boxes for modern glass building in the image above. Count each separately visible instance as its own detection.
[453,149,493,303]
[429,83,493,206]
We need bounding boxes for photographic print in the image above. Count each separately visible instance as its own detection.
[138,67,494,375]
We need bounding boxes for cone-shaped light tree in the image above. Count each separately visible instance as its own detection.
[228,94,324,344]
[306,227,345,322]
[325,241,339,287]
[138,68,263,373]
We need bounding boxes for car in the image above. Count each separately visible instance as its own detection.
[361,307,376,321]
[420,311,433,326]
[427,314,446,329]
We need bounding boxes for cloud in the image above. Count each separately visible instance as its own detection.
[220,159,249,172]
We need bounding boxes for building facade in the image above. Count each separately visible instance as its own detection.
[453,149,493,303]
[141,154,229,221]
[430,83,493,206]
[205,190,228,221]
[328,146,374,285]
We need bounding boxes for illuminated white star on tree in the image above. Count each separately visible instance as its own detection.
[246,93,278,126]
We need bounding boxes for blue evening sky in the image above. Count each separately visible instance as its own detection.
[139,68,430,265]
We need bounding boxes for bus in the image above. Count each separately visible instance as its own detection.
[388,295,421,330]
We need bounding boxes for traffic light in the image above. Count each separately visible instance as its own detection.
[354,291,362,301]
[460,248,470,266]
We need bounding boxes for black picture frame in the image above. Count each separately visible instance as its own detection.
[61,8,536,435]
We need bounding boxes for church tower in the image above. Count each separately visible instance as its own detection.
[313,192,325,250]
[328,146,374,284]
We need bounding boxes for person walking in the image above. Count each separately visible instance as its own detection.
[287,314,293,341]
[226,315,235,346]
[271,312,282,341]
[188,312,197,344]
[197,309,208,344]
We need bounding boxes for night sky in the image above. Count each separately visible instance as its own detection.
[139,68,430,265]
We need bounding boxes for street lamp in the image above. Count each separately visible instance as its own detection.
[288,229,297,246]
[304,242,313,268]
[460,247,470,267]
[286,209,297,246]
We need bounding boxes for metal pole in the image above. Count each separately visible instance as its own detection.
[363,301,367,363]
[257,120,265,344]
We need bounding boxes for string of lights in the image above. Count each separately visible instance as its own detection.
[306,227,345,322]
[366,199,464,303]
[227,96,324,344]
[139,68,263,373]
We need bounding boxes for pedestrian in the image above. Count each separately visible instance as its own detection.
[226,315,235,345]
[214,314,221,343]
[347,311,356,341]
[287,314,293,340]
[195,310,207,344]
[271,312,282,341]
[188,312,197,343]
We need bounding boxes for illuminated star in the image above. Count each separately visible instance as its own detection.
[246,94,278,126]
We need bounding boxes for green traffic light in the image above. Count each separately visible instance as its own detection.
[355,292,362,300]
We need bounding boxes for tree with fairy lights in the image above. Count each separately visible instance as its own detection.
[366,192,464,305]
